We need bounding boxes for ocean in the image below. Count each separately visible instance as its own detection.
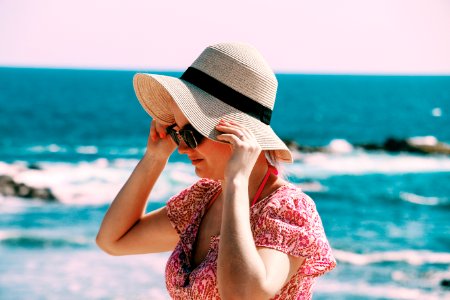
[0,67,449,300]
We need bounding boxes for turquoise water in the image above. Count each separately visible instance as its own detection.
[1,67,449,299]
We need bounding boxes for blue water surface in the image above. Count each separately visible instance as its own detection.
[1,67,449,300]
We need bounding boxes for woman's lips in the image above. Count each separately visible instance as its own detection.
[191,159,203,165]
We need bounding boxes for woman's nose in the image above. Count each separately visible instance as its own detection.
[177,140,190,154]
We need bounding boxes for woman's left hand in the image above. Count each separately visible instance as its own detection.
[216,119,261,180]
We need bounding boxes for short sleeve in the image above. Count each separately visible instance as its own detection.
[166,178,219,235]
[252,188,336,277]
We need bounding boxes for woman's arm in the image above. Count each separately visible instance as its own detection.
[96,121,178,255]
[218,178,304,299]
[216,120,304,299]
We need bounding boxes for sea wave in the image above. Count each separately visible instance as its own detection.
[1,150,450,204]
[399,192,449,206]
[297,180,329,192]
[75,146,98,154]
[27,144,69,153]
[24,144,146,156]
[288,151,450,177]
[0,160,196,205]
[333,249,450,266]
[315,279,446,300]
[290,136,450,155]
[0,231,91,249]
[14,135,450,158]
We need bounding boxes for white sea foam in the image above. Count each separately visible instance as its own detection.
[326,139,354,154]
[408,136,439,146]
[432,107,442,117]
[0,230,91,248]
[297,181,328,192]
[0,161,29,177]
[333,249,450,266]
[27,144,68,153]
[24,144,147,157]
[0,159,197,205]
[315,279,445,300]
[399,192,448,206]
[2,149,450,205]
[289,150,450,177]
[75,145,98,154]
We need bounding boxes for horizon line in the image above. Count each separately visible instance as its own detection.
[1,65,450,77]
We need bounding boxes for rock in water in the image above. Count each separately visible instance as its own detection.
[441,279,450,289]
[0,175,57,202]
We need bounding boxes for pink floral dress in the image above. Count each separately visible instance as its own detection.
[165,178,336,299]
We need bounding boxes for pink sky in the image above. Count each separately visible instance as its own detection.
[1,0,449,74]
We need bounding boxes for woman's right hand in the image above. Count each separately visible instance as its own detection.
[145,119,177,160]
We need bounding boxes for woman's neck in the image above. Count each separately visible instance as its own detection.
[220,154,275,206]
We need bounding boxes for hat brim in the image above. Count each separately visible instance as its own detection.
[133,73,293,163]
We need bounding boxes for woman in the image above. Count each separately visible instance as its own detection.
[96,42,336,299]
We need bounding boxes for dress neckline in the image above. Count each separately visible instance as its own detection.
[182,183,292,274]
[205,164,278,211]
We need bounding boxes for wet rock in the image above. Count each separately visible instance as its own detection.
[27,163,42,170]
[383,138,427,154]
[0,175,57,201]
[283,139,325,153]
[409,142,450,155]
[0,175,16,196]
[283,137,450,156]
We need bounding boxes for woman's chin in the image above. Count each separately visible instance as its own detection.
[194,167,222,181]
[194,167,206,178]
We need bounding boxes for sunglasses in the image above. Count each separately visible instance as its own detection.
[166,123,205,149]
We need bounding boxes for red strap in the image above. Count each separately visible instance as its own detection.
[251,165,278,206]
[206,164,278,211]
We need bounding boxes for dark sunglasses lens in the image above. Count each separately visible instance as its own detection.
[182,131,198,148]
[166,128,180,145]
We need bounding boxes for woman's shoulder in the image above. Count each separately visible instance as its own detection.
[256,182,316,213]
[192,177,220,190]
[251,182,336,274]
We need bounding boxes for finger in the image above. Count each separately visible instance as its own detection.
[150,120,158,142]
[219,119,248,131]
[216,123,246,139]
[227,123,255,139]
[216,133,243,145]
[154,121,167,139]
[216,125,254,141]
[221,119,247,130]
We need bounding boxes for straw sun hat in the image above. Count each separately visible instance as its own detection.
[133,42,293,163]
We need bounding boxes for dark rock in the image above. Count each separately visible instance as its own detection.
[357,143,382,151]
[283,139,325,153]
[0,175,58,202]
[441,279,450,289]
[383,137,427,154]
[357,137,450,155]
[411,143,450,155]
[0,175,16,196]
[283,137,450,156]
[0,175,14,185]
[31,188,57,201]
[27,163,42,170]
[16,183,32,198]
